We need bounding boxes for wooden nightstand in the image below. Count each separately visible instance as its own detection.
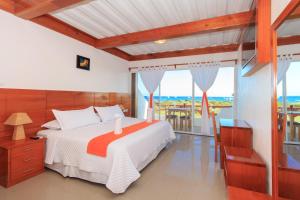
[0,137,46,187]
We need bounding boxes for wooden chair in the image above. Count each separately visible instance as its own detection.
[166,107,178,130]
[212,112,221,162]
[278,113,287,160]
[180,115,191,131]
[294,121,300,140]
[179,107,192,131]
[278,113,287,143]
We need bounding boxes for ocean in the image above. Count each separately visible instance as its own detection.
[145,96,233,102]
[277,96,300,103]
[144,96,300,103]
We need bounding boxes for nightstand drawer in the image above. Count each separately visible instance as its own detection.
[11,154,43,171]
[10,161,43,182]
[11,142,44,158]
[0,148,7,179]
[0,138,46,187]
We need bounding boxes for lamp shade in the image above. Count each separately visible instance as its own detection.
[4,113,32,126]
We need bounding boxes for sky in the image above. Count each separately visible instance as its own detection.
[277,61,300,97]
[138,67,234,97]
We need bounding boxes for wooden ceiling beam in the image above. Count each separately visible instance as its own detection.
[0,1,132,60]
[31,14,96,46]
[0,0,15,13]
[15,0,85,20]
[130,44,240,61]
[30,15,132,60]
[3,1,299,62]
[0,0,131,61]
[278,35,300,46]
[287,4,300,20]
[95,11,255,49]
[272,0,300,29]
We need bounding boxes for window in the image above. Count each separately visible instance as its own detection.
[136,67,235,135]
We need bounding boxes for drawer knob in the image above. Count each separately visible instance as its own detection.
[23,168,34,174]
[24,148,33,152]
[23,158,32,162]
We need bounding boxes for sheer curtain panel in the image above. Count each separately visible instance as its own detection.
[190,64,219,135]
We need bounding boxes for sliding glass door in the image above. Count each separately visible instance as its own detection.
[278,61,300,144]
[193,67,234,135]
[136,73,159,120]
[136,67,234,135]
[160,70,193,132]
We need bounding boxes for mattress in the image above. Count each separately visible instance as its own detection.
[37,117,175,193]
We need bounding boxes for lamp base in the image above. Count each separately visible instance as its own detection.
[12,125,26,140]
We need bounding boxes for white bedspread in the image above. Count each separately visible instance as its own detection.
[37,117,175,193]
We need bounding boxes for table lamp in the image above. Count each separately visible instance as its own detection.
[4,113,32,140]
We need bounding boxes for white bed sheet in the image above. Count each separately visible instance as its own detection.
[37,117,175,193]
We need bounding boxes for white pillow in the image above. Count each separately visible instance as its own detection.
[41,120,61,130]
[52,106,100,130]
[94,105,124,122]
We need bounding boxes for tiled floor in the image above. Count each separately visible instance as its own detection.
[0,134,227,200]
[284,143,300,163]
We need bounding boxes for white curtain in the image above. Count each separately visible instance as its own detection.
[190,64,219,135]
[277,55,292,115]
[137,88,147,119]
[277,55,292,84]
[140,70,165,109]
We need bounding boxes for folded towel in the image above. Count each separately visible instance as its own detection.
[114,114,122,134]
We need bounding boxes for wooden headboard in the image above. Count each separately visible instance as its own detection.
[0,88,131,140]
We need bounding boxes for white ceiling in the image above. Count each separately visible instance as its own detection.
[119,29,241,55]
[278,18,300,37]
[52,0,254,55]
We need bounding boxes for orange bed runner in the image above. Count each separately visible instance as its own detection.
[87,120,159,157]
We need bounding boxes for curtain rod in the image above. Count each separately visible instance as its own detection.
[129,59,237,71]
[130,52,300,72]
[173,59,237,67]
[277,53,300,57]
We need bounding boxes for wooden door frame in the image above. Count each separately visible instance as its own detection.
[131,73,136,117]
[271,1,300,199]
[271,29,279,200]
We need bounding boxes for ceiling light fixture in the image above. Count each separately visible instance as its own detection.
[154,39,167,44]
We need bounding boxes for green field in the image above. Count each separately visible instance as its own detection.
[153,100,232,118]
[278,102,300,123]
[153,100,300,123]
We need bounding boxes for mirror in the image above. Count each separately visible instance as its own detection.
[275,5,300,199]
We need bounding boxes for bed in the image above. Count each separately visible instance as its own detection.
[37,117,175,193]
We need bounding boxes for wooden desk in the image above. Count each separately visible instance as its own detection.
[224,147,267,193]
[220,119,253,168]
[228,186,271,200]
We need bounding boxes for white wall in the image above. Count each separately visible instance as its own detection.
[236,0,294,193]
[236,62,272,192]
[0,10,130,93]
